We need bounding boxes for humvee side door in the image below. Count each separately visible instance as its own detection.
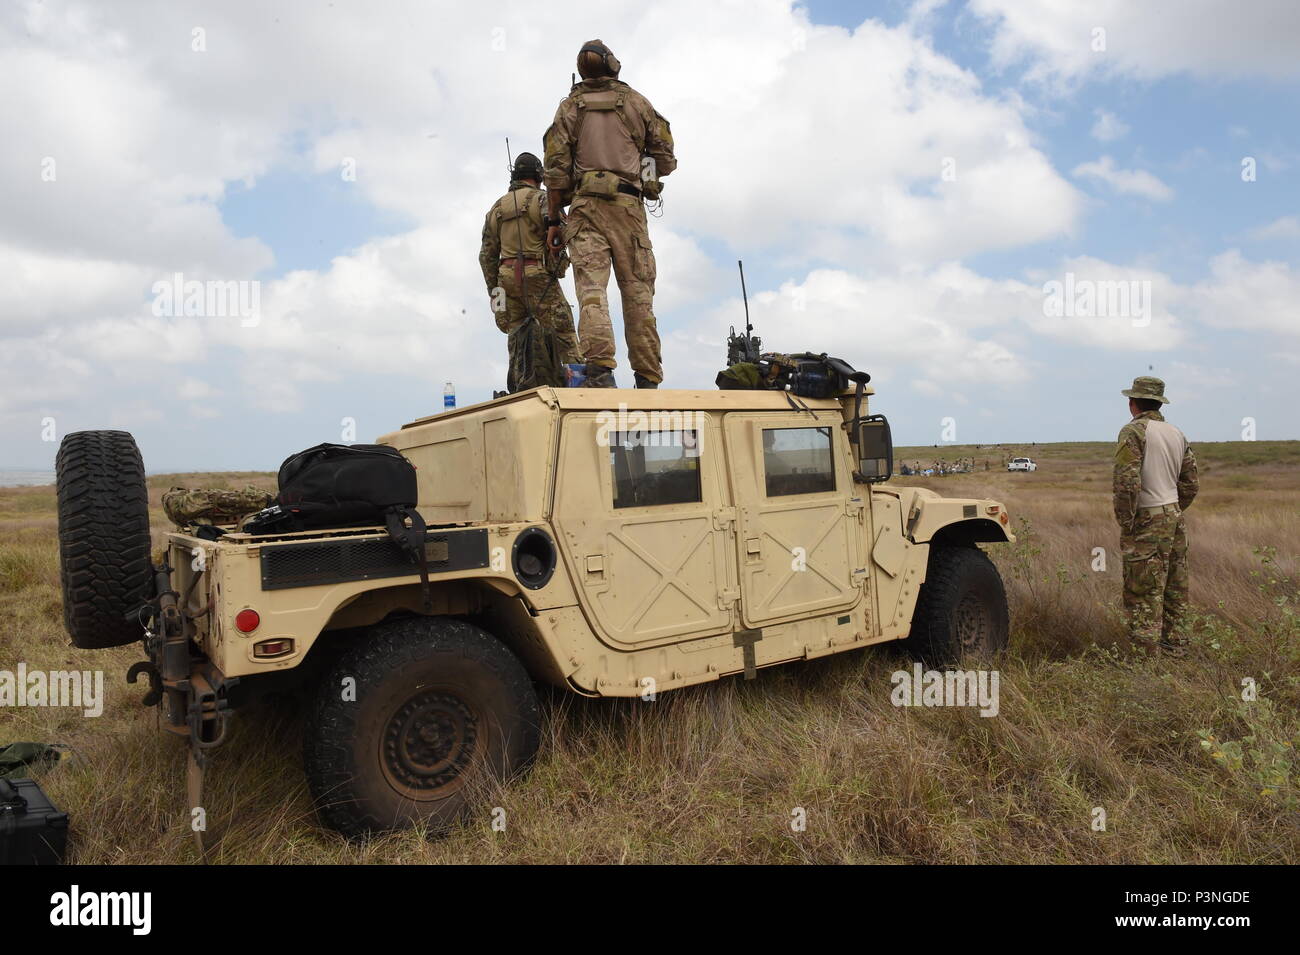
[722,412,864,628]
[552,412,739,649]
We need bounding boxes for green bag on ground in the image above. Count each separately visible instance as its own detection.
[0,742,62,779]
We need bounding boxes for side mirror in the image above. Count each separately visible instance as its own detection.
[856,415,892,482]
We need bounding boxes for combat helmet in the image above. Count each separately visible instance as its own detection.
[512,151,543,182]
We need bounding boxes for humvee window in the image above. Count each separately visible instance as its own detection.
[610,430,702,509]
[763,426,835,496]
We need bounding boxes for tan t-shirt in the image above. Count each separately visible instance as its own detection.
[1137,418,1189,508]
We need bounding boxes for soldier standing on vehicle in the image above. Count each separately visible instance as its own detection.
[543,39,676,388]
[479,151,580,392]
[1113,376,1199,654]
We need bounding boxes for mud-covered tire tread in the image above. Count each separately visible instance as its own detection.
[55,430,153,649]
[304,616,540,838]
[906,545,1009,665]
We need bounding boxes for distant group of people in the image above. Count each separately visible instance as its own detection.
[478,39,676,392]
[898,457,986,476]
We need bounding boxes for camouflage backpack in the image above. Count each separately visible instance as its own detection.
[162,486,273,528]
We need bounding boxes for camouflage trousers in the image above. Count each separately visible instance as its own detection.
[565,194,662,383]
[1120,504,1189,646]
[494,264,581,391]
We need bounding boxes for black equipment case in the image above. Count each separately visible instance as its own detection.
[0,777,69,864]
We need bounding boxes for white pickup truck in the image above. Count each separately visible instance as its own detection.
[1007,457,1038,472]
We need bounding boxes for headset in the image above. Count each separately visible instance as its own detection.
[578,41,621,78]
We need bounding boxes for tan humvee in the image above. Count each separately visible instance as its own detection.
[56,385,1013,838]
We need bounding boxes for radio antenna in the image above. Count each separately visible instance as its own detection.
[738,260,751,338]
[724,260,762,369]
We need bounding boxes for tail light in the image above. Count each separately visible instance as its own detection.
[253,639,294,658]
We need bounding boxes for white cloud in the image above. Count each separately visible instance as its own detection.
[665,264,1035,397]
[0,0,1294,455]
[177,378,219,401]
[1090,109,1129,142]
[1025,256,1184,350]
[1182,250,1300,338]
[972,0,1300,82]
[1247,216,1300,241]
[644,16,1084,267]
[1167,360,1235,389]
[1072,156,1174,202]
[0,0,1088,418]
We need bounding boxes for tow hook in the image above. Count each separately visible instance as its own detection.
[126,660,164,708]
[187,672,236,750]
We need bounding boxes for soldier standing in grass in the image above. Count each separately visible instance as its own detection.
[1113,376,1199,653]
[479,151,581,392]
[543,39,676,388]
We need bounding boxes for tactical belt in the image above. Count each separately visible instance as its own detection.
[616,182,641,198]
[500,257,543,266]
[1138,502,1180,513]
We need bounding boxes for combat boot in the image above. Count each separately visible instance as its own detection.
[584,362,616,388]
[634,373,659,389]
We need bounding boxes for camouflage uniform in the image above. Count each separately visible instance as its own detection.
[479,179,580,391]
[543,72,675,384]
[163,486,272,527]
[1113,378,1199,648]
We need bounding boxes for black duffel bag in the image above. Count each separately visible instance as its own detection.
[245,443,431,606]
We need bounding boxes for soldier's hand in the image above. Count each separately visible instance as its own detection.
[546,225,563,250]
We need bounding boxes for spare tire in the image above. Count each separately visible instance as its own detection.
[56,430,153,649]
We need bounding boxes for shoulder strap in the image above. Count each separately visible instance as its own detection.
[571,96,588,165]
[497,191,527,221]
[385,506,430,612]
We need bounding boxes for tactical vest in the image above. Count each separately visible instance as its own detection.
[494,186,546,259]
[573,87,646,188]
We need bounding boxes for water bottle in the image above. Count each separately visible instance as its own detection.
[443,382,455,409]
[563,363,586,387]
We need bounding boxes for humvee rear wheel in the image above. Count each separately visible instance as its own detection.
[55,430,153,649]
[304,616,540,838]
[906,546,1009,665]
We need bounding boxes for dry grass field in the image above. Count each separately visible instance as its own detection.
[1,442,1296,864]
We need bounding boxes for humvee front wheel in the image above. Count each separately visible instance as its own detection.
[304,616,540,838]
[906,546,1009,665]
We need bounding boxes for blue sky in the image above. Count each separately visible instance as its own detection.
[3,0,1298,471]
